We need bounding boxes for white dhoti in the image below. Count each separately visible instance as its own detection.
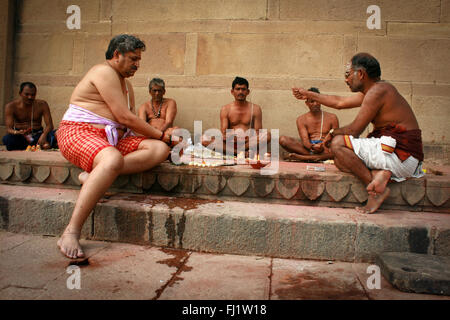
[346,135,425,182]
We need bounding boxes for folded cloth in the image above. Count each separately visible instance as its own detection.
[62,104,134,146]
[345,134,425,182]
[367,123,424,162]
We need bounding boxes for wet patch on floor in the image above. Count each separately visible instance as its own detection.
[274,270,367,300]
[153,247,193,299]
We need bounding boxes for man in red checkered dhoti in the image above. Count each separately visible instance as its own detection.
[56,35,175,259]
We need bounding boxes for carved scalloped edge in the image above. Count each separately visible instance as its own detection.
[227,176,250,196]
[157,173,180,191]
[15,164,32,181]
[252,178,275,197]
[301,180,325,200]
[204,175,227,195]
[326,181,350,202]
[33,166,51,183]
[0,164,14,180]
[276,179,300,200]
[51,167,70,184]
[401,181,425,206]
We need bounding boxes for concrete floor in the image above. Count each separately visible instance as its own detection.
[1,231,448,301]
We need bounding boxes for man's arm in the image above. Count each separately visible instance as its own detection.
[292,87,364,110]
[253,105,263,133]
[5,103,18,134]
[161,99,177,132]
[296,116,313,150]
[37,101,54,145]
[137,103,147,122]
[332,87,385,137]
[220,105,229,141]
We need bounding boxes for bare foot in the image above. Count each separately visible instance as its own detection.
[356,187,390,214]
[57,232,85,259]
[367,170,391,196]
[78,171,89,185]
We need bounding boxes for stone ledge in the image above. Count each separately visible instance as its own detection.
[0,151,449,212]
[1,185,449,263]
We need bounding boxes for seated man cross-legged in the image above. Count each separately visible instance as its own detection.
[203,76,271,158]
[3,82,58,150]
[280,87,338,162]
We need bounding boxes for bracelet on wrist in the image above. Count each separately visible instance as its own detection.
[159,130,165,140]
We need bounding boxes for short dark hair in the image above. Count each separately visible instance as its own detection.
[308,87,320,94]
[105,34,146,59]
[351,52,381,79]
[19,82,36,93]
[232,77,249,89]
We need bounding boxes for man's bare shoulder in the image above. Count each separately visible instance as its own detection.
[5,99,19,110]
[165,98,177,105]
[323,111,338,119]
[252,103,262,113]
[86,63,117,79]
[297,113,308,123]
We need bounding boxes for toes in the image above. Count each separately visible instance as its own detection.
[77,250,85,258]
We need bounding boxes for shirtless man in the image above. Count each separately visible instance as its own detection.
[203,76,270,157]
[303,53,424,214]
[138,78,177,132]
[2,82,57,150]
[56,34,173,259]
[280,87,338,162]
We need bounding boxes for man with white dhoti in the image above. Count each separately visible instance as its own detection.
[294,53,424,214]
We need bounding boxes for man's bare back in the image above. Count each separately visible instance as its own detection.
[364,81,419,131]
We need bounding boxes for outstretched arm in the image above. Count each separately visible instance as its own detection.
[292,87,364,110]
[331,87,385,137]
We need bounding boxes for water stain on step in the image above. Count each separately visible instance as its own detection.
[104,194,223,210]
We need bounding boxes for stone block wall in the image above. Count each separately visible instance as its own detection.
[2,0,450,161]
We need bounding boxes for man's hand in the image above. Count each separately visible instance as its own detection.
[292,87,308,100]
[37,134,47,147]
[311,143,324,154]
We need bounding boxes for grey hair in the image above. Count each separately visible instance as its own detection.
[149,78,165,90]
[105,34,145,59]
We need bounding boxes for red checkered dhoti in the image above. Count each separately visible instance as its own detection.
[57,120,146,172]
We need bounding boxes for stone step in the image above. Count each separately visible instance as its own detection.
[0,151,449,213]
[1,185,449,263]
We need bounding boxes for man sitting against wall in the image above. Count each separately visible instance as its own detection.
[2,82,57,150]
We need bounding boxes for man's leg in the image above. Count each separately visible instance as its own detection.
[279,135,311,156]
[331,135,390,214]
[2,134,28,151]
[59,140,170,258]
[58,147,124,258]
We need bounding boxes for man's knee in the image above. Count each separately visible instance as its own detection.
[330,135,346,153]
[96,147,124,172]
[279,135,288,147]
[140,139,170,158]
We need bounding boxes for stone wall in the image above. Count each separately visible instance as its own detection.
[3,0,450,160]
